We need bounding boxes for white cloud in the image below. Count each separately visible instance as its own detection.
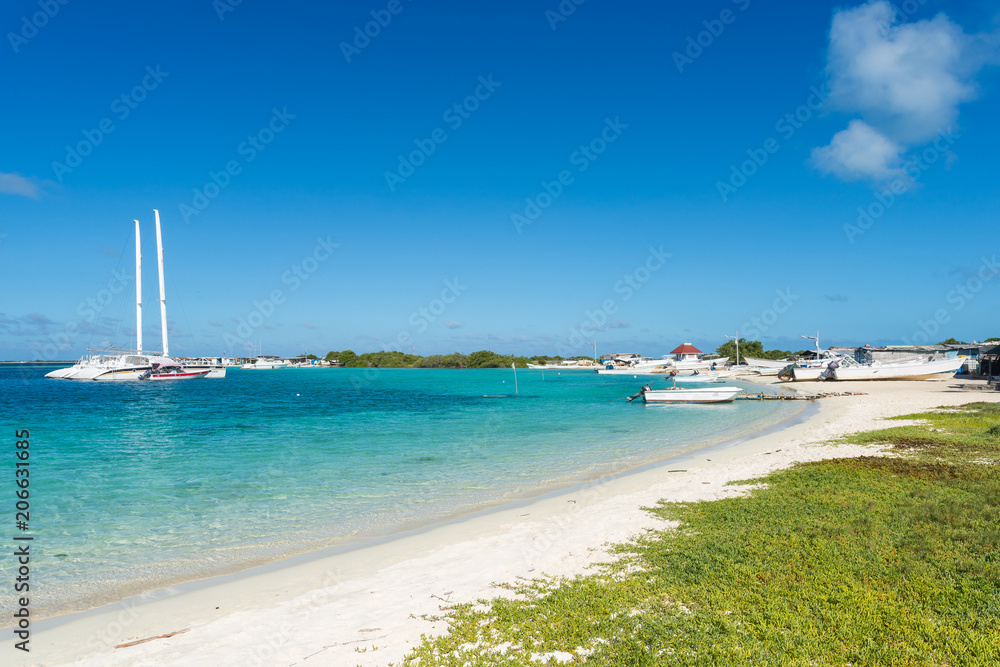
[811,120,906,182]
[826,1,975,142]
[0,172,41,199]
[444,320,462,329]
[813,1,994,184]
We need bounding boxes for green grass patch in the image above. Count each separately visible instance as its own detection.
[844,401,1000,464]
[399,403,1000,666]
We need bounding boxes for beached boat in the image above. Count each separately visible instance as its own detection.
[830,357,963,381]
[640,385,741,404]
[670,372,723,384]
[790,365,831,381]
[670,357,728,371]
[744,356,789,368]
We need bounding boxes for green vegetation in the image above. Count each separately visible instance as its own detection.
[715,338,800,364]
[936,337,967,345]
[323,349,530,368]
[400,402,1000,666]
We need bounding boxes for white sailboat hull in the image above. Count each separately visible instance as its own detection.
[242,361,290,370]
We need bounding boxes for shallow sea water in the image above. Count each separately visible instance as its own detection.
[0,365,803,617]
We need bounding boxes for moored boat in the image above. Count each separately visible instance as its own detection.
[639,385,741,404]
[179,358,227,378]
[241,356,291,370]
[45,212,195,382]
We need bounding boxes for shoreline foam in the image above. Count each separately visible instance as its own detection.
[9,377,997,666]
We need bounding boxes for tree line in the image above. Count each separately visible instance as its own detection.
[321,350,583,368]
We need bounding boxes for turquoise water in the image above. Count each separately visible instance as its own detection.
[1,365,803,618]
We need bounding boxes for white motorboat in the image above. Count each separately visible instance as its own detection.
[241,356,291,370]
[664,342,728,371]
[639,385,741,404]
[744,356,790,368]
[831,356,964,381]
[670,357,728,371]
[179,357,227,378]
[670,372,723,384]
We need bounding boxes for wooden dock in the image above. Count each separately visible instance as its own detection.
[735,391,867,401]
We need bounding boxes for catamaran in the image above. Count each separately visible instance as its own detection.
[45,211,207,381]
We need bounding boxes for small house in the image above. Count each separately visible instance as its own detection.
[670,343,702,363]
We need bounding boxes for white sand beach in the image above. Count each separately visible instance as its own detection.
[9,377,999,666]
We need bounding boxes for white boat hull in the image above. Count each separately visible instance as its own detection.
[791,366,827,381]
[744,356,789,368]
[669,372,723,383]
[642,386,741,403]
[670,357,728,371]
[92,367,153,381]
[831,357,963,381]
[182,365,226,378]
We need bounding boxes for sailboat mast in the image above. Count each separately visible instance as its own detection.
[135,220,142,353]
[154,209,169,357]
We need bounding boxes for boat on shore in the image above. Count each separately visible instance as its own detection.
[831,356,963,381]
[241,356,291,370]
[670,372,723,384]
[744,356,790,369]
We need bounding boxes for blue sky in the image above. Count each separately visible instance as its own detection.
[1,0,998,360]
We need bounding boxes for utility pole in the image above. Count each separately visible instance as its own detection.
[724,331,739,367]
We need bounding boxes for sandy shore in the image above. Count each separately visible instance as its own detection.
[7,377,998,666]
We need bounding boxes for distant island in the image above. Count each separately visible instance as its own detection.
[321,349,594,369]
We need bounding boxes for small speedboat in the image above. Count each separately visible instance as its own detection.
[638,384,741,404]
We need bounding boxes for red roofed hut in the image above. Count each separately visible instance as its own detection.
[670,343,702,363]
